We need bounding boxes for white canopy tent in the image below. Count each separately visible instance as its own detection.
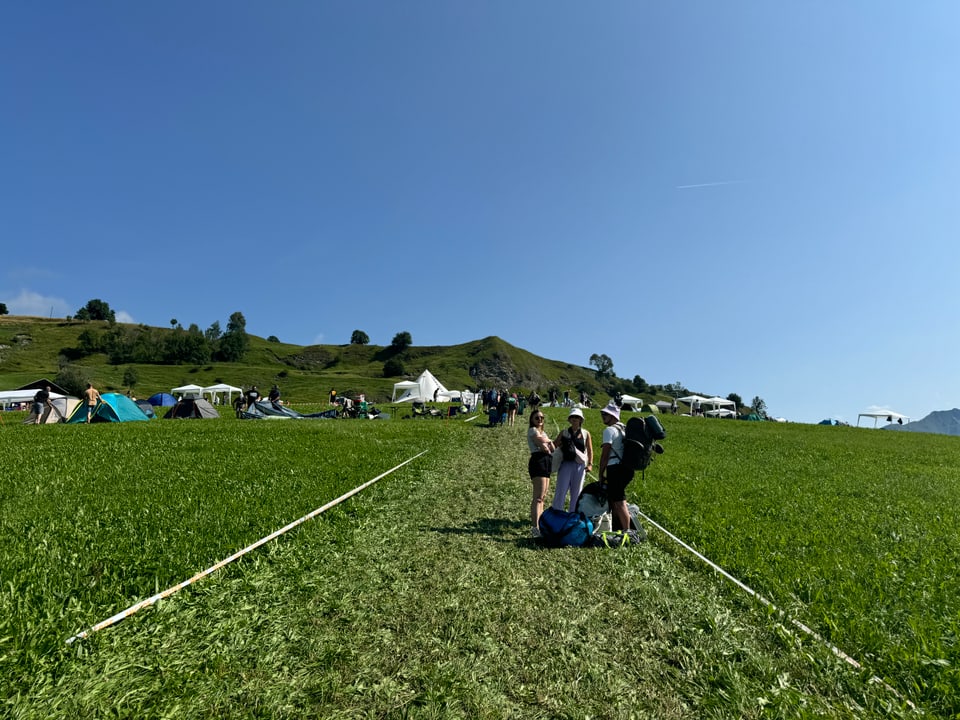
[704,396,737,414]
[857,408,910,427]
[391,370,449,403]
[202,383,243,404]
[705,408,737,418]
[0,389,67,410]
[677,394,709,414]
[171,383,205,399]
[619,394,644,412]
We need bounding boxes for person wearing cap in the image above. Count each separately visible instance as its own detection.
[598,401,634,531]
[526,409,555,537]
[551,407,593,512]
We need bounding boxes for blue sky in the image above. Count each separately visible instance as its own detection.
[3,2,959,424]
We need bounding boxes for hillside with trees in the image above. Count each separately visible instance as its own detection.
[0,311,760,412]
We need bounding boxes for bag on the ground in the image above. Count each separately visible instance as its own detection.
[577,482,608,517]
[538,508,594,548]
[618,415,666,472]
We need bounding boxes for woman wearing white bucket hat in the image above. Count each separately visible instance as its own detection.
[551,407,593,511]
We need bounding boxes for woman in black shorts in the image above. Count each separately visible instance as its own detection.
[526,410,554,537]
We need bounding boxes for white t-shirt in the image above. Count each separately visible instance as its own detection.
[602,423,624,465]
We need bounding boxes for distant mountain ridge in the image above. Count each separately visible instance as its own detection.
[885,408,960,436]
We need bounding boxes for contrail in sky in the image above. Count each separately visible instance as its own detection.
[675,180,750,189]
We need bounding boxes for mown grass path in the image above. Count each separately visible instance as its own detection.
[12,417,916,718]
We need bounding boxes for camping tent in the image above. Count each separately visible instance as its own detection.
[857,408,909,427]
[391,370,449,403]
[135,400,156,419]
[22,396,80,424]
[165,397,220,419]
[66,393,151,423]
[147,392,177,406]
[171,383,204,399]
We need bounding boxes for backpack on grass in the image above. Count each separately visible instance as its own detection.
[537,508,594,548]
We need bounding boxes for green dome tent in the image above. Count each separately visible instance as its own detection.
[66,393,151,423]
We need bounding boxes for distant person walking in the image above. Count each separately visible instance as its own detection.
[507,392,518,426]
[527,410,555,537]
[83,383,102,423]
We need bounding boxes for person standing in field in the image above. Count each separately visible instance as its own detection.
[552,407,593,512]
[83,383,102,423]
[598,401,634,531]
[507,392,518,426]
[246,385,260,410]
[32,386,52,424]
[526,410,555,537]
[269,384,281,404]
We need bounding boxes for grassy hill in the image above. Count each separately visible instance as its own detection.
[0,316,628,405]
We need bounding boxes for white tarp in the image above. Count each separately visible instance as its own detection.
[391,370,449,403]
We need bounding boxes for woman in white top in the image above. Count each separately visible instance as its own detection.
[526,410,554,537]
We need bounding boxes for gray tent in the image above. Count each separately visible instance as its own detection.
[164,397,220,419]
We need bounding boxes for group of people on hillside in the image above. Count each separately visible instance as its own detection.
[526,402,633,538]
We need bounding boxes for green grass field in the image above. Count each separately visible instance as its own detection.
[2,408,956,718]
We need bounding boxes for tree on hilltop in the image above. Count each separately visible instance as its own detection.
[75,299,115,323]
[589,353,614,380]
[391,331,412,351]
[351,330,370,345]
[218,311,249,361]
[0,303,8,315]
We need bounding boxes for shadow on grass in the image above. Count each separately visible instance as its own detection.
[429,517,529,543]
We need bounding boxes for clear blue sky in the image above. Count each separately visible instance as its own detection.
[3,2,959,424]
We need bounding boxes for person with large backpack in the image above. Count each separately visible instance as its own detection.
[598,401,634,531]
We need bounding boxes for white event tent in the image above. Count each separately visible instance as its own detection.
[202,383,243,404]
[619,394,644,412]
[171,383,205,399]
[392,370,451,403]
[857,408,910,427]
[704,396,737,414]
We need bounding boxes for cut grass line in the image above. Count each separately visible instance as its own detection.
[65,450,429,645]
[634,506,920,713]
